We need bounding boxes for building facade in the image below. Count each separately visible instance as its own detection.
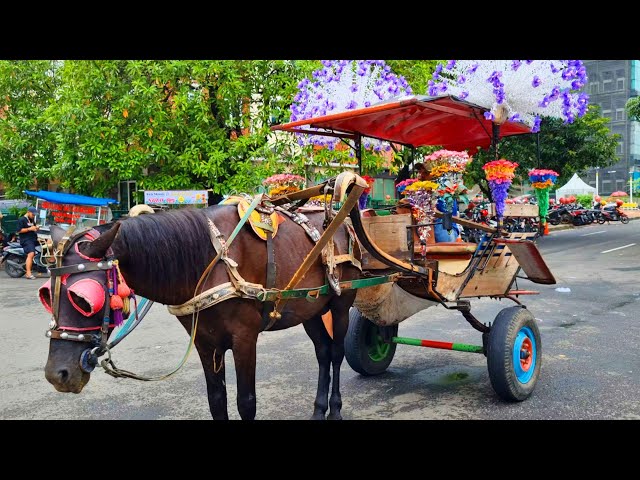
[582,60,640,196]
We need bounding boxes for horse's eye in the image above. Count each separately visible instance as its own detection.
[66,279,106,317]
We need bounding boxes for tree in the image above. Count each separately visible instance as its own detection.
[0,61,320,199]
[463,105,620,200]
[0,60,444,199]
[626,96,640,121]
[0,61,61,197]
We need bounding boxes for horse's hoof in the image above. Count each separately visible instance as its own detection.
[310,413,326,420]
[327,412,343,420]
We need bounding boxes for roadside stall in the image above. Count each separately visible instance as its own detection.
[23,190,117,229]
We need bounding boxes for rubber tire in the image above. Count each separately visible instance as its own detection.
[621,215,629,224]
[5,254,25,278]
[487,306,541,402]
[597,217,605,224]
[560,214,572,224]
[344,308,398,376]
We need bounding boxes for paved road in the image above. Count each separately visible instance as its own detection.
[1,220,639,420]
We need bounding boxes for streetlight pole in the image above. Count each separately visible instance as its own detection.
[595,167,599,197]
[630,168,634,205]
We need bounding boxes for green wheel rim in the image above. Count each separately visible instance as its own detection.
[367,324,390,362]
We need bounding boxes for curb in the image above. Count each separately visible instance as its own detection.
[548,215,639,232]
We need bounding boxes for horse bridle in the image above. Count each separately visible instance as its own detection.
[45,226,117,373]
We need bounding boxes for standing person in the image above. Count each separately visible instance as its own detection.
[16,207,40,279]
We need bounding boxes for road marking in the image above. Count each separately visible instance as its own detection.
[601,243,636,254]
[581,230,606,236]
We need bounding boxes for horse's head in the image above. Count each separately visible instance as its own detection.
[43,222,121,393]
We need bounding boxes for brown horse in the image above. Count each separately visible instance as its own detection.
[41,204,362,420]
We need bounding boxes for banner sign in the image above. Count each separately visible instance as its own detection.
[41,201,97,224]
[143,190,208,205]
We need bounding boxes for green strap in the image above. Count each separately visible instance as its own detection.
[256,274,399,302]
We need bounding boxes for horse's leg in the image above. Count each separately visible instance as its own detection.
[195,342,229,420]
[231,329,259,420]
[303,314,333,420]
[327,302,352,420]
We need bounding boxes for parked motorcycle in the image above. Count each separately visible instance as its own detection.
[597,206,630,224]
[1,242,51,278]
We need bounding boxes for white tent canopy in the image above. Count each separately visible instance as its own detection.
[555,173,596,198]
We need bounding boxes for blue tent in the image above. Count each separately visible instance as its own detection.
[24,190,117,207]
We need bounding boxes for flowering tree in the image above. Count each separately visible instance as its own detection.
[289,60,413,173]
[428,60,589,133]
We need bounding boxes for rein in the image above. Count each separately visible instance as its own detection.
[97,194,264,381]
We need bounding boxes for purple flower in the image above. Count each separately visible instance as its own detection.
[457,75,466,84]
[525,60,533,64]
[364,101,371,107]
[446,60,456,70]
[550,63,560,74]
[509,113,521,122]
[350,84,358,93]
[346,100,357,109]
[435,64,443,75]
[459,91,469,99]
[484,111,495,121]
[571,80,584,90]
[511,60,522,71]
[532,76,541,88]
[531,116,542,133]
[468,63,479,74]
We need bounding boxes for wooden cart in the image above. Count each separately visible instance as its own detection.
[270,95,556,402]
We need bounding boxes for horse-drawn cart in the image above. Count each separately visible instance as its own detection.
[271,95,556,401]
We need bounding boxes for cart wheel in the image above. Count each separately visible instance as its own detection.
[487,306,541,402]
[344,308,397,376]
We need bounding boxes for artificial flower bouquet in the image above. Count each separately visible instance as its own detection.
[262,173,306,197]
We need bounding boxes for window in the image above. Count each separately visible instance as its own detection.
[617,78,625,90]
[603,79,613,92]
[118,181,137,211]
[616,108,625,121]
[590,82,599,94]
[616,141,624,155]
[602,109,612,120]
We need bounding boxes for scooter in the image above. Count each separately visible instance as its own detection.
[1,242,51,278]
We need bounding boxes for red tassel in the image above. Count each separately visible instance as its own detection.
[118,282,131,298]
[110,295,124,310]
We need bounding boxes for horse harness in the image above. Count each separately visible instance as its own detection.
[167,199,362,331]
[44,226,126,373]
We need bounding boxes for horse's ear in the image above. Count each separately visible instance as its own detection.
[49,225,67,246]
[78,222,122,259]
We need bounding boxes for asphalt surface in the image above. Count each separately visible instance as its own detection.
[1,220,639,420]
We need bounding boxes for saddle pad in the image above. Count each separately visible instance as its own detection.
[222,196,284,241]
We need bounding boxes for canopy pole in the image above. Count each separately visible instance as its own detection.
[492,122,500,160]
[355,134,362,174]
[537,132,541,168]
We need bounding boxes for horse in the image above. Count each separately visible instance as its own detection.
[41,198,364,420]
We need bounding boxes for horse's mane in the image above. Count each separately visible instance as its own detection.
[114,207,219,297]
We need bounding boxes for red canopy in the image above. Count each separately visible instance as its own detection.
[271,95,533,153]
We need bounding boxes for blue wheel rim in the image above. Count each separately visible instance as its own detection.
[512,326,537,384]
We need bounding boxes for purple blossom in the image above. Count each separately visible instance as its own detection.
[435,64,443,75]
[525,60,533,64]
[446,60,456,70]
[468,63,479,74]
[459,91,469,99]
[511,60,522,71]
[484,111,495,121]
[532,116,542,133]
[350,84,358,93]
[509,113,521,122]
[550,63,560,74]
[346,100,357,109]
[532,76,541,88]
[457,75,466,84]
[364,101,371,107]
